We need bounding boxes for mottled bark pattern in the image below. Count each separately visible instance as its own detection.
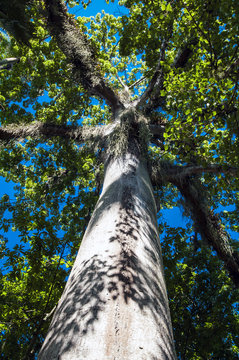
[38,152,176,359]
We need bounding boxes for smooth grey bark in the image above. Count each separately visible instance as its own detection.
[38,152,176,360]
[0,57,20,70]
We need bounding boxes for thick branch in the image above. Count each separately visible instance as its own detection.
[151,162,239,286]
[43,0,122,111]
[173,37,198,68]
[0,121,115,145]
[136,40,168,109]
[165,164,239,180]
[149,124,165,147]
[0,0,34,45]
[151,162,238,186]
[141,37,198,113]
[173,177,239,287]
[149,124,165,137]
[0,58,20,70]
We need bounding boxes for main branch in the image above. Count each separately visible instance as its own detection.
[136,40,168,110]
[0,122,116,146]
[165,164,238,179]
[152,162,239,286]
[173,177,239,287]
[43,0,123,112]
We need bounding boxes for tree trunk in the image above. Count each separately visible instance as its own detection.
[38,152,176,360]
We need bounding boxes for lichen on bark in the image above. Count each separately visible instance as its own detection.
[108,107,150,158]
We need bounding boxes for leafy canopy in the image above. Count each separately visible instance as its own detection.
[0,0,238,358]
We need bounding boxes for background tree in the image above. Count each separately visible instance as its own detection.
[0,0,238,359]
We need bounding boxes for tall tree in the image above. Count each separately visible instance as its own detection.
[0,0,238,359]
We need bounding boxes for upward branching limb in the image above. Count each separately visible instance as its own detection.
[43,0,123,112]
[172,37,198,68]
[136,39,168,109]
[138,35,198,114]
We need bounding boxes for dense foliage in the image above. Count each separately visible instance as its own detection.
[0,0,238,358]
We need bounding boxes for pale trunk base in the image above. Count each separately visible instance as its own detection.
[38,153,176,360]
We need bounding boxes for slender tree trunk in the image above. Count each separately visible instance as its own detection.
[38,152,176,360]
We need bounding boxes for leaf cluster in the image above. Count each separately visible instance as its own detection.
[0,0,238,358]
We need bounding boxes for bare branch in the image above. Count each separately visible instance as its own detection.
[151,159,239,286]
[0,121,116,145]
[164,164,238,180]
[224,56,239,78]
[151,161,238,186]
[0,57,20,70]
[137,35,198,113]
[43,0,123,112]
[128,76,146,90]
[149,124,165,137]
[141,35,199,114]
[136,40,168,108]
[43,306,57,321]
[173,37,198,68]
[115,70,128,91]
[173,177,239,288]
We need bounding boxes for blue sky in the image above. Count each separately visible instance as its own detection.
[0,178,188,249]
[0,1,125,249]
[71,0,126,17]
[0,0,238,251]
[0,0,184,251]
